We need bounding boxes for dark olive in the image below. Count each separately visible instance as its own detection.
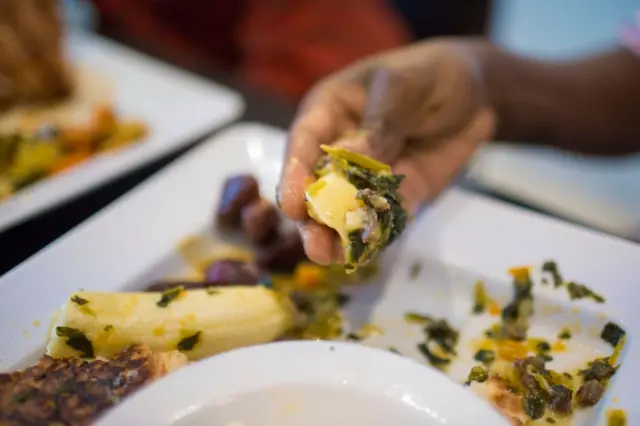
[549,384,573,414]
[241,199,280,245]
[204,259,261,285]
[256,233,307,273]
[217,175,260,229]
[576,379,605,407]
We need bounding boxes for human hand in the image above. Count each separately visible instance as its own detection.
[277,38,496,265]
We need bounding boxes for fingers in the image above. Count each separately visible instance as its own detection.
[296,220,343,266]
[393,108,496,214]
[278,86,361,221]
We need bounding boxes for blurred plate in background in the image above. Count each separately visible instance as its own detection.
[0,31,244,232]
[466,144,640,241]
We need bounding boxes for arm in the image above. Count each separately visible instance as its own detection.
[479,44,640,155]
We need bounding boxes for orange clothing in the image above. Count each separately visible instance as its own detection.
[237,0,412,100]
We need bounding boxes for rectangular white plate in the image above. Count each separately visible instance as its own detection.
[466,144,640,241]
[0,31,244,232]
[1,123,639,425]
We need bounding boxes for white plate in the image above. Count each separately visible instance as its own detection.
[0,31,244,232]
[1,123,639,425]
[466,144,640,240]
[95,341,509,426]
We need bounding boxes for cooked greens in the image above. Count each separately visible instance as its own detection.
[304,145,407,273]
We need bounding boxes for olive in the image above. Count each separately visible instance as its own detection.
[576,379,605,407]
[256,233,307,273]
[217,175,260,229]
[204,259,261,285]
[241,199,280,245]
[549,384,573,414]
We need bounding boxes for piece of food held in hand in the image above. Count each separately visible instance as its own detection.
[304,145,408,272]
[47,287,296,361]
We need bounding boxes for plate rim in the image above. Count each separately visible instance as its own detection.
[94,340,510,426]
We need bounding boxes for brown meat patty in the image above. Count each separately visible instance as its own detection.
[0,345,187,426]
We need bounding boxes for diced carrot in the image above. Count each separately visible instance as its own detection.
[60,127,98,151]
[488,301,501,316]
[94,105,117,135]
[507,266,532,282]
[294,263,325,290]
[49,151,91,174]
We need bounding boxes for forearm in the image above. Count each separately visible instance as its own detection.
[480,43,640,155]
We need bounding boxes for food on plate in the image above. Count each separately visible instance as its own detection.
[241,198,281,245]
[460,262,627,425]
[0,0,72,110]
[0,104,148,200]
[217,174,260,230]
[0,345,186,426]
[46,287,296,361]
[304,145,408,273]
[404,314,460,370]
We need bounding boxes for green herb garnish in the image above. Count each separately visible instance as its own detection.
[56,326,94,358]
[473,349,495,365]
[558,328,572,340]
[472,280,488,314]
[403,312,433,326]
[566,281,605,303]
[601,322,625,347]
[409,262,422,279]
[157,286,184,307]
[464,365,489,385]
[70,295,89,305]
[177,331,201,352]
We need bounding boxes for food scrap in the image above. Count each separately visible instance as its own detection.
[0,106,147,201]
[304,145,407,273]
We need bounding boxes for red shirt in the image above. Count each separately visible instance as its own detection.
[90,0,411,100]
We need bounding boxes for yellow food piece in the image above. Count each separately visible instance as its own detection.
[46,287,297,361]
[8,140,60,181]
[305,172,361,241]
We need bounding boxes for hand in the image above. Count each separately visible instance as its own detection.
[277,38,496,265]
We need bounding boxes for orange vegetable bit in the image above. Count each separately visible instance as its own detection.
[59,127,98,152]
[94,105,117,135]
[49,151,91,174]
[507,266,533,283]
[293,263,326,290]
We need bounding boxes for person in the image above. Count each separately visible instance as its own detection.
[277,27,640,266]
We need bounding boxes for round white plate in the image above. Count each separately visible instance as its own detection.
[95,341,508,426]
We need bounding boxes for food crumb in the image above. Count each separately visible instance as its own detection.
[487,302,501,316]
[552,340,566,352]
[606,409,627,426]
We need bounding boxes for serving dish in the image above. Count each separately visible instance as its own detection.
[95,341,509,426]
[466,143,640,241]
[0,31,244,232]
[1,123,638,425]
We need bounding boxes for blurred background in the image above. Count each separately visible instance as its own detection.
[1,0,639,274]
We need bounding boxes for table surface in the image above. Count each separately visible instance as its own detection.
[0,34,596,277]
